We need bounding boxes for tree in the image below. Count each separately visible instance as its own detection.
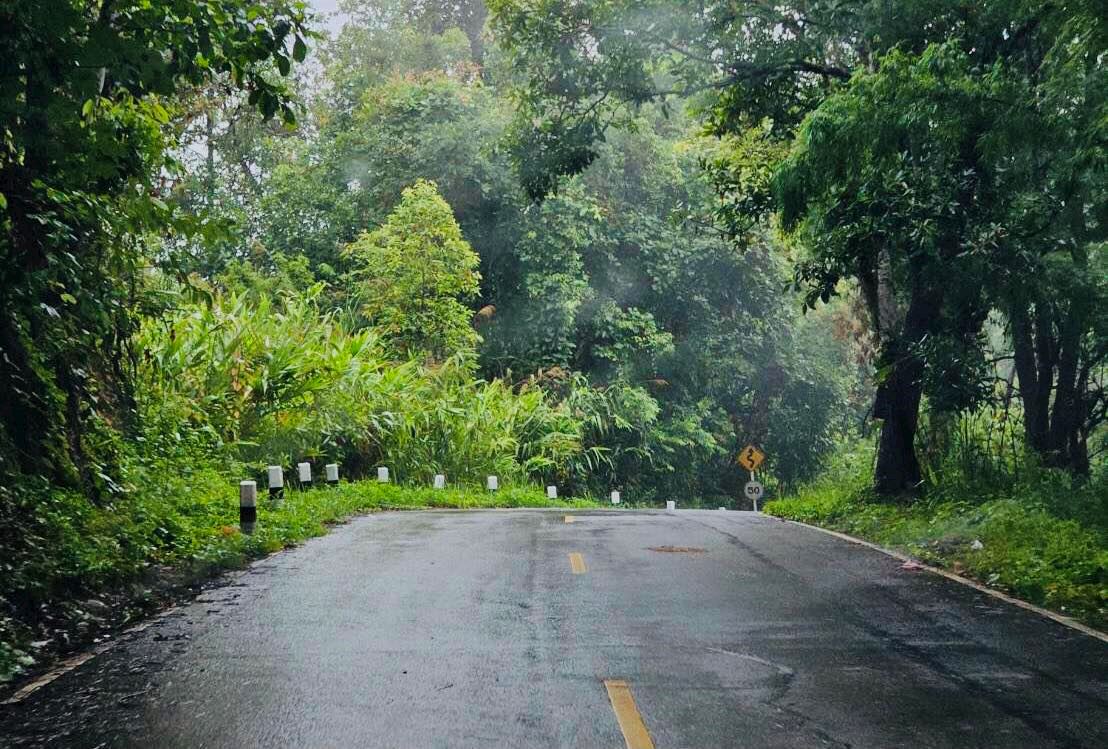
[0,0,310,485]
[398,0,490,66]
[345,180,482,359]
[990,2,1108,473]
[162,6,865,497]
[774,44,1000,493]
[766,6,1107,485]
[325,0,478,115]
[489,0,1108,492]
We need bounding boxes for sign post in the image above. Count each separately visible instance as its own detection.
[744,476,764,512]
[737,445,766,511]
[267,465,284,507]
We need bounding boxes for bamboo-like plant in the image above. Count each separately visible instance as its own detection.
[136,283,584,485]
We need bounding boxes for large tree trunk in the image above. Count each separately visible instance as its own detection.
[873,358,925,494]
[1009,186,1102,476]
[1010,300,1092,475]
[871,280,942,496]
[1047,306,1082,470]
[1010,303,1052,454]
[462,2,487,67]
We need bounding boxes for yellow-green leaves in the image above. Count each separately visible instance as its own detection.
[346,180,482,360]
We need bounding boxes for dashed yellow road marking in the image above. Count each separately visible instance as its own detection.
[604,679,654,749]
[568,552,587,574]
[564,515,576,523]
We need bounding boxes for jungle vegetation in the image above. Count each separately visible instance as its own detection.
[0,0,1104,676]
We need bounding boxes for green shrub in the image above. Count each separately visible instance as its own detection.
[135,282,584,483]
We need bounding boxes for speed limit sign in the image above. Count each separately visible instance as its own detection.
[745,480,764,511]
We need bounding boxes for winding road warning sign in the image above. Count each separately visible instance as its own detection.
[737,445,766,472]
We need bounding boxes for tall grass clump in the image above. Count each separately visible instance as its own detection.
[135,283,584,483]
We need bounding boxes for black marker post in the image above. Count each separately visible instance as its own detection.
[267,465,284,506]
[239,480,257,534]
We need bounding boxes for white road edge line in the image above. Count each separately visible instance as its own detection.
[781,517,1108,644]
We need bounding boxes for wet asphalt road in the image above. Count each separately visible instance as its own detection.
[1,509,1106,748]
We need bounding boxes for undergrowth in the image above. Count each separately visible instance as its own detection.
[765,443,1108,631]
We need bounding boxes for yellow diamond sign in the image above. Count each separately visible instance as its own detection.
[737,444,766,472]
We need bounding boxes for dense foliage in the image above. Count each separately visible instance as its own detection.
[1,0,1104,682]
[0,0,310,485]
[490,0,1108,493]
[176,13,863,500]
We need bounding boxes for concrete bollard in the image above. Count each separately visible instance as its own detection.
[610,490,621,505]
[433,474,446,490]
[546,485,557,499]
[487,475,499,491]
[325,463,339,485]
[377,466,389,483]
[267,465,284,506]
[297,461,312,488]
[666,500,676,512]
[239,480,257,534]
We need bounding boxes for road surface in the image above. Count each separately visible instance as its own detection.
[1,509,1106,747]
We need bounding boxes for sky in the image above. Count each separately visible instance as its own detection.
[307,0,349,34]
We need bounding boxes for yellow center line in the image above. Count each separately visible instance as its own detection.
[604,679,655,749]
[564,515,576,523]
[568,552,587,574]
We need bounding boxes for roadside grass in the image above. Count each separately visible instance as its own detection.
[0,471,596,684]
[764,446,1108,631]
[186,478,601,569]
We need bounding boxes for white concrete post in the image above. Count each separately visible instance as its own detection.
[486,475,499,491]
[377,466,389,483]
[610,490,621,505]
[666,500,676,512]
[297,461,312,487]
[267,465,284,506]
[433,474,446,489]
[239,480,257,534]
[325,463,339,485]
[546,485,557,499]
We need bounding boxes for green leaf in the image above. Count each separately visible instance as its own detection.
[293,36,307,63]
[149,102,170,125]
[260,91,278,119]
